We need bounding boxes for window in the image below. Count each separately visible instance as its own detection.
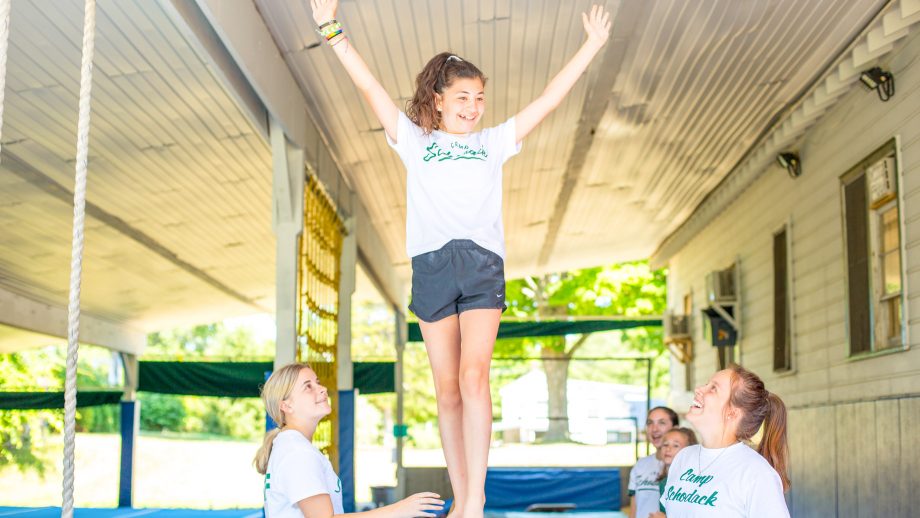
[873,202,902,348]
[841,139,904,356]
[716,341,736,369]
[773,226,791,371]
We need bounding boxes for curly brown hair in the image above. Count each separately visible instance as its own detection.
[406,52,486,134]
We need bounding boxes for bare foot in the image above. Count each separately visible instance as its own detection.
[446,499,462,518]
[461,495,485,518]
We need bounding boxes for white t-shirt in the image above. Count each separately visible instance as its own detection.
[628,454,664,518]
[660,442,789,517]
[264,430,344,518]
[386,111,522,259]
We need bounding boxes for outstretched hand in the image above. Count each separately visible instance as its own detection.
[391,492,444,518]
[582,4,612,47]
[310,0,338,26]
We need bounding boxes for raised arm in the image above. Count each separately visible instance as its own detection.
[310,0,400,142]
[514,5,612,143]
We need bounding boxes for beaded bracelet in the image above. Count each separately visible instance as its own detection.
[317,19,344,44]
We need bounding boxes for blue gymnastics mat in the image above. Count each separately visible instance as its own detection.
[0,509,626,518]
[0,508,262,518]
[486,513,626,518]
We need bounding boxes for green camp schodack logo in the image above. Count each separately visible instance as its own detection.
[663,468,719,507]
[423,141,488,162]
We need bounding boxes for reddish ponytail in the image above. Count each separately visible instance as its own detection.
[727,364,790,491]
[758,392,789,491]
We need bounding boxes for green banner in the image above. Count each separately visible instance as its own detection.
[138,361,396,397]
[0,361,396,409]
[139,361,270,398]
[408,318,661,342]
[0,390,123,410]
[352,362,395,395]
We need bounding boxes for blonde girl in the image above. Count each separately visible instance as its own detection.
[255,363,443,518]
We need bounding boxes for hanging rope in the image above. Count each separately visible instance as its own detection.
[62,1,96,517]
[0,0,11,155]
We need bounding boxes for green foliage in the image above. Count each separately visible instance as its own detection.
[501,260,667,380]
[505,261,666,319]
[0,318,275,476]
[182,397,264,439]
[139,321,275,439]
[351,262,669,446]
[0,349,65,474]
[138,393,186,431]
[145,323,274,360]
[499,261,669,441]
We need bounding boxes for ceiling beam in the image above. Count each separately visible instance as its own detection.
[178,0,310,147]
[161,0,406,307]
[159,0,269,143]
[0,289,145,355]
[3,147,267,312]
[537,1,654,267]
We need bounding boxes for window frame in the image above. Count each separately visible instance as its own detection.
[773,220,795,373]
[840,137,910,359]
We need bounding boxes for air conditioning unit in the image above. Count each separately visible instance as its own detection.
[663,311,690,340]
[706,264,737,305]
[867,155,897,209]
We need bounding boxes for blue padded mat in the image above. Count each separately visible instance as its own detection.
[0,508,262,518]
[486,513,625,518]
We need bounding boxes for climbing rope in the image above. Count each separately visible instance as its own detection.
[62,1,96,517]
[0,0,11,158]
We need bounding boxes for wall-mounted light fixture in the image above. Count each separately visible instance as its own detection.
[777,152,801,179]
[860,67,895,101]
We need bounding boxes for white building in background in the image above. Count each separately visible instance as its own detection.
[498,370,656,445]
[653,24,920,518]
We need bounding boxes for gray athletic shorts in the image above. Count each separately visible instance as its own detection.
[409,239,506,323]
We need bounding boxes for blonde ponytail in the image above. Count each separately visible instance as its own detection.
[252,363,311,475]
[254,427,282,475]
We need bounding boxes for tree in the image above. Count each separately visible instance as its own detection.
[349,301,446,447]
[140,322,273,439]
[0,349,64,474]
[502,261,667,442]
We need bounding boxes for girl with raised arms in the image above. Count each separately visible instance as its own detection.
[308,2,612,517]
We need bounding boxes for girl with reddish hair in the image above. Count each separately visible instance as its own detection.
[308,1,612,517]
[660,365,790,517]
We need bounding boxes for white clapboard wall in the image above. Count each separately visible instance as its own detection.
[666,27,920,518]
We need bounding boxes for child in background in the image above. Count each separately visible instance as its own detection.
[628,407,679,518]
[648,427,698,518]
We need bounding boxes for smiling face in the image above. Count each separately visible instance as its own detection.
[659,430,691,466]
[435,77,485,135]
[281,367,331,424]
[687,369,735,434]
[646,408,676,449]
